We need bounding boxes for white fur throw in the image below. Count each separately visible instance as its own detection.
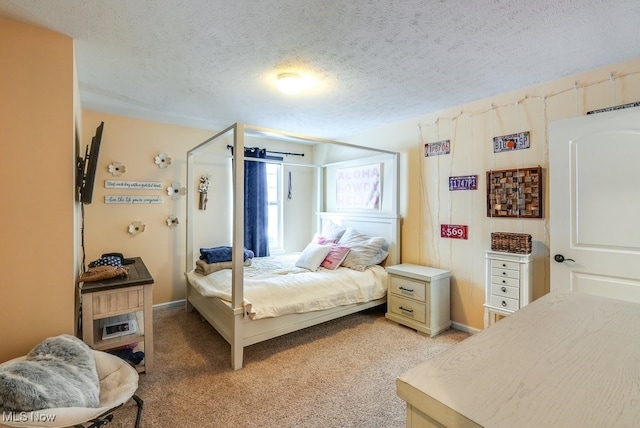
[0,334,100,412]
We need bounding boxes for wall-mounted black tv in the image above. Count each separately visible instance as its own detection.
[76,121,104,204]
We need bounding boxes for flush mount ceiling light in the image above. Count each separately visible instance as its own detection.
[276,72,303,95]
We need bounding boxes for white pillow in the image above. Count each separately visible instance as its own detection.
[320,220,347,240]
[295,243,332,271]
[369,248,389,265]
[337,228,386,271]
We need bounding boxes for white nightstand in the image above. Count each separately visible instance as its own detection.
[385,264,452,337]
[484,250,533,328]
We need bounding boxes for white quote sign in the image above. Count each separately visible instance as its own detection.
[105,195,163,204]
[105,180,163,190]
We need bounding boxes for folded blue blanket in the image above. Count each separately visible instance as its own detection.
[200,246,255,264]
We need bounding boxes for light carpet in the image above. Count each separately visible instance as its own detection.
[107,304,469,428]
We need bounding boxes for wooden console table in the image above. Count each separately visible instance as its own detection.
[79,257,154,373]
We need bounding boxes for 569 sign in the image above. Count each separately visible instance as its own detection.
[440,224,468,240]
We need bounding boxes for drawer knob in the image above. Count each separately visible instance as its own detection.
[502,263,507,267]
[399,286,414,294]
[501,300,507,307]
[501,286,506,293]
[502,279,506,283]
[502,272,507,275]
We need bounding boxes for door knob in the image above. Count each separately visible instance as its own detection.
[554,254,575,263]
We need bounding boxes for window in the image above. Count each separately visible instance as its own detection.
[266,163,282,249]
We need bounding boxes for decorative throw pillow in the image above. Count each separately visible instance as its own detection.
[320,220,347,240]
[321,246,350,270]
[0,334,100,412]
[295,243,332,271]
[369,241,390,265]
[369,248,389,266]
[311,233,338,245]
[338,228,386,271]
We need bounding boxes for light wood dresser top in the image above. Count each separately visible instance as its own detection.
[397,290,640,427]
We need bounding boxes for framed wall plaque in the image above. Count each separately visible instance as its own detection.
[424,140,450,157]
[441,224,468,239]
[449,175,478,191]
[486,166,542,218]
[335,163,381,210]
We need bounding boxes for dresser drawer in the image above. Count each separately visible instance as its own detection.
[388,294,427,324]
[490,259,520,271]
[485,251,533,327]
[491,284,519,300]
[489,295,519,312]
[491,267,520,279]
[390,276,426,303]
[91,286,144,318]
[491,275,519,287]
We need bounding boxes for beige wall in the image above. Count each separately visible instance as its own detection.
[3,18,639,358]
[80,111,214,304]
[81,115,321,304]
[0,18,75,361]
[347,57,640,331]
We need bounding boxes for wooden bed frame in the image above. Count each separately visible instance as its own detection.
[185,123,401,369]
[185,212,400,370]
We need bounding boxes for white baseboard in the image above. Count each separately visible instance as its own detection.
[451,321,481,335]
[153,299,185,310]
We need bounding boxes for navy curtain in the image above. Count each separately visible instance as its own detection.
[243,147,270,257]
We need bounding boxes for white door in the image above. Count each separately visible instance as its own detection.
[549,107,640,302]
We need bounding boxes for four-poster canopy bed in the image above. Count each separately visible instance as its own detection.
[185,123,401,369]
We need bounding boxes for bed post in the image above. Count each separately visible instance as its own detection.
[231,123,246,369]
[231,314,244,370]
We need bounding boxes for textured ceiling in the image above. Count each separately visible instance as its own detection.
[1,0,640,139]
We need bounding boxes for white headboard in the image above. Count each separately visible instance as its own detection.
[317,212,401,266]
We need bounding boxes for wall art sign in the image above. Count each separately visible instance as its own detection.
[440,224,468,240]
[105,180,163,190]
[493,131,530,153]
[486,166,542,218]
[424,140,450,157]
[105,195,164,204]
[336,163,381,210]
[449,175,478,191]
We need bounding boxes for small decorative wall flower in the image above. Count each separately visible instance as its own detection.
[108,162,126,177]
[166,215,179,228]
[199,174,211,193]
[128,221,146,235]
[199,174,211,210]
[155,153,172,168]
[167,181,187,200]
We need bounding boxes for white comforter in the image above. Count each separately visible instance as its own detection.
[186,253,388,319]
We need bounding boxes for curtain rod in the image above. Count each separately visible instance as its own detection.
[226,145,304,157]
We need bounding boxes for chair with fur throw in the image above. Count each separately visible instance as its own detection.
[0,335,142,428]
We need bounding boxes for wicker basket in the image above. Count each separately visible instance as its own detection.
[491,232,532,254]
